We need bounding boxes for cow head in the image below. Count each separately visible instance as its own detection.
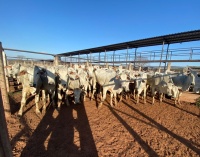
[134,73,147,90]
[73,88,82,104]
[118,73,130,92]
[162,82,173,96]
[86,66,95,78]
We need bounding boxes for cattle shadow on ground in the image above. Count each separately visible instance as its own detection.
[8,94,20,114]
[20,100,98,157]
[10,115,32,148]
[122,100,200,154]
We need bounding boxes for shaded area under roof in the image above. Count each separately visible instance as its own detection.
[59,30,200,56]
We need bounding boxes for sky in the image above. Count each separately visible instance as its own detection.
[1,0,200,66]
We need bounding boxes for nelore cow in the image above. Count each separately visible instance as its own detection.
[17,64,59,116]
[147,72,173,105]
[133,72,148,104]
[170,70,195,92]
[94,68,130,108]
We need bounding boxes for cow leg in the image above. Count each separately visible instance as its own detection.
[136,89,142,104]
[91,86,96,100]
[110,92,114,107]
[177,92,182,106]
[125,93,128,100]
[151,89,156,105]
[88,84,91,98]
[98,88,107,108]
[143,88,147,104]
[99,86,103,100]
[35,93,41,115]
[119,93,123,102]
[65,90,70,107]
[83,89,87,101]
[57,88,63,111]
[136,93,139,104]
[163,94,165,100]
[46,93,50,103]
[42,90,47,114]
[133,89,136,100]
[18,89,27,116]
[114,93,117,106]
[159,93,163,104]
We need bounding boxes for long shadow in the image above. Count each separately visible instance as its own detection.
[111,107,157,129]
[20,107,55,157]
[163,99,199,117]
[10,115,32,147]
[105,103,159,156]
[122,100,200,154]
[21,101,98,156]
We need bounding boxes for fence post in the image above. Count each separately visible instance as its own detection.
[2,51,9,92]
[0,42,13,157]
[53,55,61,66]
[0,42,11,116]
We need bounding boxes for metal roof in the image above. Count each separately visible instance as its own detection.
[59,29,200,56]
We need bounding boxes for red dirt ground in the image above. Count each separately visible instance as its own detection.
[5,89,200,157]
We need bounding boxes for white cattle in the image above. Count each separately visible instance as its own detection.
[147,73,172,105]
[171,72,195,91]
[94,68,130,108]
[86,65,97,100]
[17,66,42,116]
[134,72,148,104]
[5,63,26,79]
[78,68,90,101]
[190,71,200,93]
[157,81,182,105]
[18,64,61,116]
[66,71,83,105]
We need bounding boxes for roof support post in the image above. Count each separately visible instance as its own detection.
[159,41,165,71]
[113,51,115,67]
[53,55,61,66]
[78,53,80,65]
[99,52,100,66]
[164,44,170,71]
[126,47,129,69]
[87,54,89,62]
[104,50,107,66]
[190,48,193,60]
[90,52,92,63]
[134,48,137,70]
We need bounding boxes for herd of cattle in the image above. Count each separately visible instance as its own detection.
[4,62,200,116]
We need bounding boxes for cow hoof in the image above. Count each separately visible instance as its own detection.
[42,109,46,114]
[98,103,102,108]
[36,111,41,116]
[17,113,22,118]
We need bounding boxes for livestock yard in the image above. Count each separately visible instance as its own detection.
[1,30,200,157]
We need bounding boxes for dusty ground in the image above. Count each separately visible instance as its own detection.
[5,87,200,157]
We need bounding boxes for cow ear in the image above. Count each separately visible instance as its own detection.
[142,79,145,83]
[75,75,79,79]
[116,75,120,79]
[178,89,182,92]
